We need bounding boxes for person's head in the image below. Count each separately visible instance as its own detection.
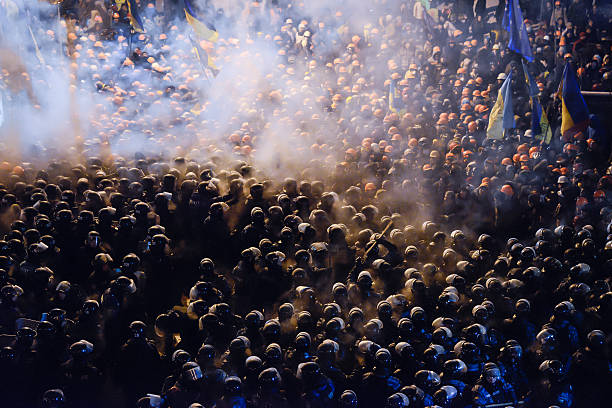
[483,363,501,384]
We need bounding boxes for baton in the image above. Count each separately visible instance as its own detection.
[363,220,393,259]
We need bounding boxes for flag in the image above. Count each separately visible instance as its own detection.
[420,0,431,10]
[522,60,552,143]
[422,8,437,37]
[0,89,4,128]
[487,72,514,139]
[532,99,552,144]
[188,34,219,77]
[388,79,404,115]
[503,0,533,62]
[126,0,144,33]
[557,62,589,137]
[184,0,218,43]
[521,60,539,98]
[190,102,202,115]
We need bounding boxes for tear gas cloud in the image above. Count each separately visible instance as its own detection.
[0,0,431,221]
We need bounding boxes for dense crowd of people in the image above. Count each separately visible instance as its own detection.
[0,0,611,407]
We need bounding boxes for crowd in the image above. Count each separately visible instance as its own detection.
[0,0,611,407]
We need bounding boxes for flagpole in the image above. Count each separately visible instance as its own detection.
[57,4,63,58]
[128,27,134,58]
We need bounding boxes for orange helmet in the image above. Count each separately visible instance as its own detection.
[501,184,514,197]
[501,157,513,166]
[576,197,588,208]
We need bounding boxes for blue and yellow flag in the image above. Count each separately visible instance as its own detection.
[388,79,404,115]
[188,34,219,77]
[558,62,589,137]
[532,98,552,144]
[503,0,533,62]
[184,0,218,43]
[521,60,539,98]
[126,0,144,33]
[487,72,514,139]
[522,60,552,143]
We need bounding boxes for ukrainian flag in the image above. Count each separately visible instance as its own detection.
[487,72,514,140]
[184,0,218,43]
[558,62,589,138]
[522,60,552,143]
[532,98,552,144]
[188,35,219,77]
[126,0,144,33]
[388,79,404,115]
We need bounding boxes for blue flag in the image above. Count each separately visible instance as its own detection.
[503,0,533,62]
